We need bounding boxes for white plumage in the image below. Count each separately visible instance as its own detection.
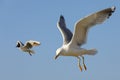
[54,6,116,71]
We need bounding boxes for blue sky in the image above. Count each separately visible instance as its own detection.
[0,0,120,80]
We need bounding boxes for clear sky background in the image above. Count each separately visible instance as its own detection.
[0,0,120,80]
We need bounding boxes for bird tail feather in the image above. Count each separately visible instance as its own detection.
[85,49,97,55]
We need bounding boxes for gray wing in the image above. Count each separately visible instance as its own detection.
[57,15,73,45]
[69,6,116,47]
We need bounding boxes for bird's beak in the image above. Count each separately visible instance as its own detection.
[54,54,60,60]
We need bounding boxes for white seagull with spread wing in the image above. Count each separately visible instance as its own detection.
[54,6,116,71]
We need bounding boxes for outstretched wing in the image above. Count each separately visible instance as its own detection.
[24,42,33,49]
[25,40,40,49]
[69,6,116,47]
[57,15,73,45]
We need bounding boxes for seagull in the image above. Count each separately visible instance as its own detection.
[16,40,40,56]
[54,6,116,71]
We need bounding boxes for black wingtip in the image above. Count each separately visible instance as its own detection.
[108,6,116,18]
[60,15,64,19]
[111,6,116,12]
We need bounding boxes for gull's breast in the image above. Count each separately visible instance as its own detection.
[63,47,85,56]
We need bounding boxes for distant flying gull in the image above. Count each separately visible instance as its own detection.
[16,40,40,56]
[54,6,116,71]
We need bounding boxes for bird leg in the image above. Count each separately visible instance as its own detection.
[81,56,87,70]
[28,51,32,56]
[76,56,82,71]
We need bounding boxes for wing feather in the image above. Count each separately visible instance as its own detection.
[57,15,73,45]
[24,42,33,49]
[69,6,116,47]
[24,40,40,49]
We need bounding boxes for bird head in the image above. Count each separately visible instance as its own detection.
[16,41,24,48]
[54,48,63,60]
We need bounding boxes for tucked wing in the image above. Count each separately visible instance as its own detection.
[69,6,116,47]
[57,15,73,45]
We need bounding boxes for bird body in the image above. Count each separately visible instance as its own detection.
[56,44,97,57]
[55,6,116,71]
[18,45,35,54]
